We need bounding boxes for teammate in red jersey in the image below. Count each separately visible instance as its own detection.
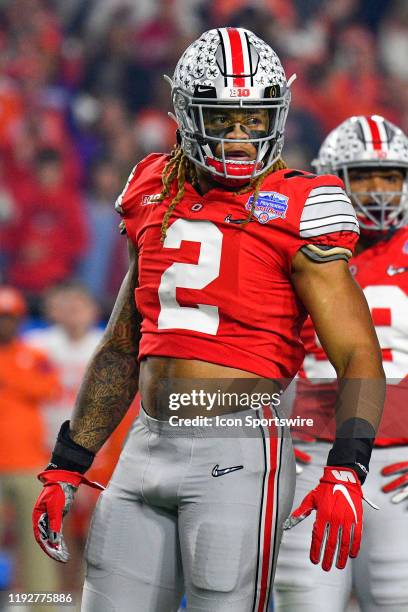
[32,30,384,612]
[274,115,408,612]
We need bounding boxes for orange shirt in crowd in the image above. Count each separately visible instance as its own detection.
[0,339,60,471]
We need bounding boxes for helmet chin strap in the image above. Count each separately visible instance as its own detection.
[193,161,252,189]
[204,171,251,188]
[204,156,264,187]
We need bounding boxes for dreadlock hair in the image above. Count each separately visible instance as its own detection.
[158,144,287,242]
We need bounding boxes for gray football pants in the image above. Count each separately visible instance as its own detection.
[81,408,295,612]
[274,441,408,612]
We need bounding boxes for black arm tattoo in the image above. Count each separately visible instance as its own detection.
[69,240,141,452]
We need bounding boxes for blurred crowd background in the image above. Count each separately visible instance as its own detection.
[0,0,407,609]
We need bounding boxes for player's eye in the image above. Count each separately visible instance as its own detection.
[385,173,403,184]
[211,115,229,126]
[350,173,367,182]
[245,116,262,126]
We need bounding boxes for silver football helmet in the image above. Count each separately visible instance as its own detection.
[166,28,295,184]
[313,115,408,231]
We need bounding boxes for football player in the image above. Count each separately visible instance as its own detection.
[274,115,408,612]
[32,31,385,612]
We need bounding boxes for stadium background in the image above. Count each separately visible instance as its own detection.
[0,0,407,610]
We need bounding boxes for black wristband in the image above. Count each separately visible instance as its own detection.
[48,421,95,474]
[327,417,376,484]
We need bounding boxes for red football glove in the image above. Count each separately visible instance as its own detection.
[382,461,408,504]
[294,447,312,475]
[284,467,366,571]
[33,469,104,563]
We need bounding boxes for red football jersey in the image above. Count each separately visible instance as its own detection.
[296,226,408,445]
[116,153,359,380]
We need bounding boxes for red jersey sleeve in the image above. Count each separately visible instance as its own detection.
[114,153,168,237]
[278,172,360,267]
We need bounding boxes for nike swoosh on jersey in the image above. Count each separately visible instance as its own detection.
[387,265,408,276]
[212,464,244,477]
[224,214,253,224]
[333,484,358,522]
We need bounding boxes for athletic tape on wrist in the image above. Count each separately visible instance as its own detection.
[327,417,376,483]
[49,420,95,474]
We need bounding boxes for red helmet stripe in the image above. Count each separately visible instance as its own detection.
[227,28,246,86]
[358,116,389,152]
[374,115,389,151]
[366,116,383,151]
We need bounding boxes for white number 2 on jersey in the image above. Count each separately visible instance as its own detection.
[158,219,223,335]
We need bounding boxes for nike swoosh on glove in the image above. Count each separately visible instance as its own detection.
[33,469,104,563]
[382,461,408,504]
[294,447,312,475]
[283,467,364,571]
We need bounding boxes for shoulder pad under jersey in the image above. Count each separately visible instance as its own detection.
[115,153,168,215]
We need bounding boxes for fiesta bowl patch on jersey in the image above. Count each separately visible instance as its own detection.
[245,191,289,224]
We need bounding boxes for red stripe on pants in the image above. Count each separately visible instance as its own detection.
[257,406,279,611]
